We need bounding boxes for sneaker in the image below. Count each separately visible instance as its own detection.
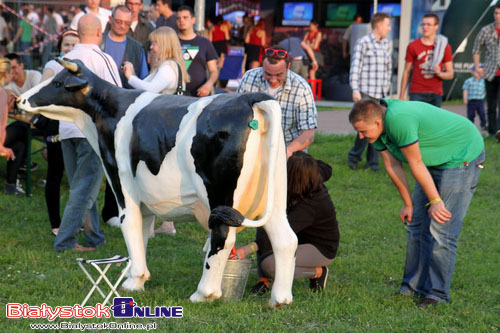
[309,266,328,292]
[4,180,25,195]
[249,281,269,296]
[19,162,38,173]
[417,297,440,308]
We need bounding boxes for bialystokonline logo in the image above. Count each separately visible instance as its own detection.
[6,297,183,321]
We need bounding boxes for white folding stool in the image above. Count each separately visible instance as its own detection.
[77,255,131,306]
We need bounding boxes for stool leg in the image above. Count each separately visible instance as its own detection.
[80,263,112,306]
[318,80,322,101]
[102,261,132,306]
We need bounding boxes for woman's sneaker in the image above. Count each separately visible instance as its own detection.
[249,281,270,295]
[4,180,25,195]
[309,266,328,292]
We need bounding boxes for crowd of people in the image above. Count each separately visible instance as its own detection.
[0,1,495,309]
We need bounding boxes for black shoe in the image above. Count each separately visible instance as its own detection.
[348,160,358,170]
[249,281,269,295]
[417,297,440,308]
[19,162,38,173]
[366,164,380,171]
[309,266,328,292]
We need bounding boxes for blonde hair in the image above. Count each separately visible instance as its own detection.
[0,58,11,86]
[149,26,190,83]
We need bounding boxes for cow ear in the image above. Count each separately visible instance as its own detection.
[65,76,89,91]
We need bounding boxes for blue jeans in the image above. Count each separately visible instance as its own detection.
[409,92,442,107]
[54,138,105,251]
[399,150,485,303]
[466,100,487,127]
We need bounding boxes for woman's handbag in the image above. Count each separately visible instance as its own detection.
[174,62,187,96]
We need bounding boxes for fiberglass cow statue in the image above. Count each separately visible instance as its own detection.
[18,58,297,307]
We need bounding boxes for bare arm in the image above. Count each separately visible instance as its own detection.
[0,94,14,160]
[197,59,219,97]
[399,61,413,100]
[286,129,315,159]
[463,89,468,105]
[380,149,412,223]
[400,142,451,224]
[434,61,454,80]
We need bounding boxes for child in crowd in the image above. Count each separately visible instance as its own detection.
[230,152,340,294]
[462,64,487,130]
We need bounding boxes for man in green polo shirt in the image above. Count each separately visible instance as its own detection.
[349,99,485,307]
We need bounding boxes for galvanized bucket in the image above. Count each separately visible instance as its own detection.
[221,259,252,301]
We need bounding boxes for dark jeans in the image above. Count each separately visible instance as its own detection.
[409,92,442,107]
[485,77,500,134]
[348,92,379,168]
[466,100,487,127]
[4,122,27,184]
[45,141,64,229]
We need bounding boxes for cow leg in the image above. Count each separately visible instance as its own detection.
[120,190,151,291]
[141,214,154,250]
[189,225,236,302]
[263,214,298,308]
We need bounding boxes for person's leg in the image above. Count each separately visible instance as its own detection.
[4,124,26,188]
[409,92,428,103]
[101,182,118,223]
[466,101,475,123]
[477,101,487,128]
[424,151,485,303]
[45,141,64,230]
[429,93,442,107]
[54,139,104,251]
[399,181,432,297]
[366,144,380,170]
[348,134,368,168]
[485,78,499,135]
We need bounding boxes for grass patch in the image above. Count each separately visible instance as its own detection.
[0,134,499,331]
[316,106,350,112]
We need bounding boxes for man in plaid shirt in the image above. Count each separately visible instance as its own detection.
[238,45,317,158]
[348,12,392,171]
[473,1,500,139]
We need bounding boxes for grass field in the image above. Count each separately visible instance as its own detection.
[1,134,499,332]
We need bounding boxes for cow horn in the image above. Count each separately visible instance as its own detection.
[56,58,79,73]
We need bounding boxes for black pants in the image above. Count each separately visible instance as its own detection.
[4,122,27,184]
[101,182,118,223]
[45,141,64,229]
[485,77,500,135]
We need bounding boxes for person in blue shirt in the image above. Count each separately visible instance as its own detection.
[462,64,487,130]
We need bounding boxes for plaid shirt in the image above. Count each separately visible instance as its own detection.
[350,33,392,98]
[462,76,486,100]
[237,68,317,145]
[472,23,500,81]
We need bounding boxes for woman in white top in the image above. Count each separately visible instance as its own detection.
[123,26,189,94]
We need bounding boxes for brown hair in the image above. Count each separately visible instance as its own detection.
[371,12,390,29]
[422,13,439,25]
[263,45,290,66]
[348,99,385,124]
[0,58,11,86]
[287,151,323,203]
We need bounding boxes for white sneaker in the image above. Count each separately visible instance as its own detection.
[106,216,121,228]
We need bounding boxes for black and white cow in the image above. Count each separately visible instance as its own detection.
[18,59,297,307]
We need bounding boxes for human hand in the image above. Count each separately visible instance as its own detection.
[399,205,413,225]
[0,146,14,160]
[463,99,468,105]
[228,246,246,260]
[428,200,452,224]
[433,65,442,77]
[122,61,135,79]
[312,62,319,71]
[352,91,361,102]
[197,83,212,97]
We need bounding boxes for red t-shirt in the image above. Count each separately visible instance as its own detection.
[405,38,453,95]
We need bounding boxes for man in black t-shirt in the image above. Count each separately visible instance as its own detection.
[177,5,218,97]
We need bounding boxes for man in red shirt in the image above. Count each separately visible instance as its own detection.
[399,14,454,107]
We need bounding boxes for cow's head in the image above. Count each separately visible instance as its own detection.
[17,58,95,123]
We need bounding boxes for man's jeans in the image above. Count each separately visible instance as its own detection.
[409,92,442,107]
[399,150,485,303]
[54,138,105,251]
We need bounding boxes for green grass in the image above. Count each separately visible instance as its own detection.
[1,134,499,332]
[316,106,350,112]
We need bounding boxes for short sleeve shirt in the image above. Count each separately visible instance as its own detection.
[179,35,218,96]
[405,38,453,95]
[373,99,484,168]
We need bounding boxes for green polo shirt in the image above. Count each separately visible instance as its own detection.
[373,99,484,169]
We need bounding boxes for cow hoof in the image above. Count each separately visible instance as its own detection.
[267,298,293,309]
[189,291,221,303]
[121,276,147,291]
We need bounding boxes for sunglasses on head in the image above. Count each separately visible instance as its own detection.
[264,48,289,58]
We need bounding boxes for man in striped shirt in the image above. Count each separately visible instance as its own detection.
[348,12,392,171]
[237,45,317,159]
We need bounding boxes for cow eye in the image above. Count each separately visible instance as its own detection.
[53,81,62,88]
